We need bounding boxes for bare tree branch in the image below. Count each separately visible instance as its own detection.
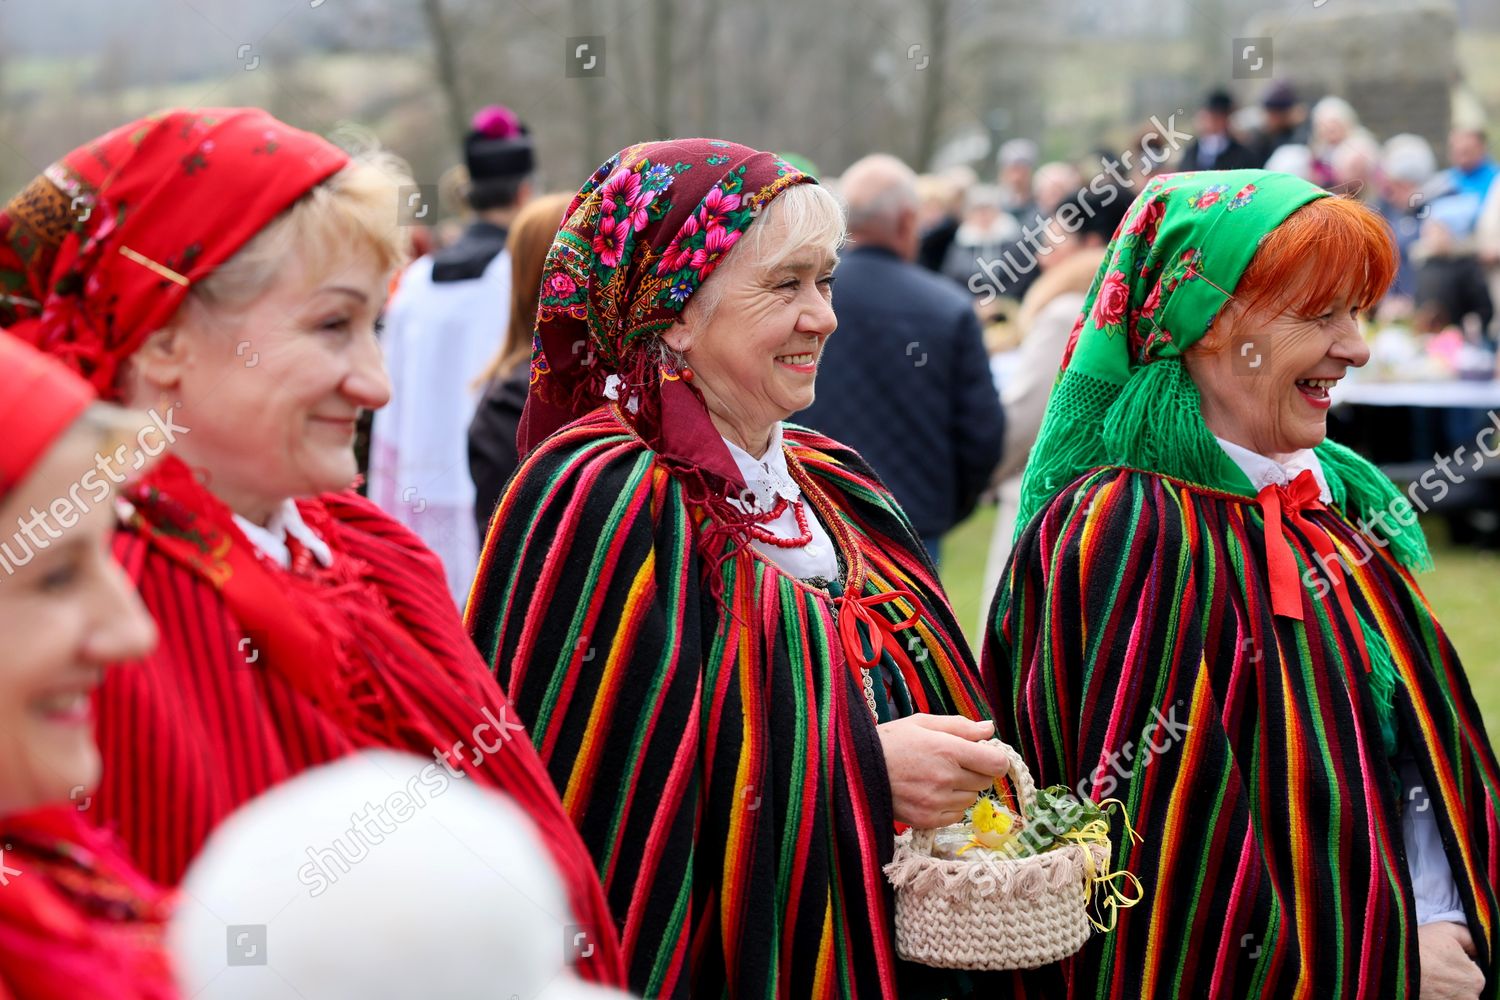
[421,0,469,145]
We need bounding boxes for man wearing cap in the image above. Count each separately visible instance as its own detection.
[1250,80,1310,167]
[369,105,535,606]
[1177,88,1259,172]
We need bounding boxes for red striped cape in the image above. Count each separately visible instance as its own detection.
[467,406,998,999]
[984,467,1500,999]
[92,481,624,985]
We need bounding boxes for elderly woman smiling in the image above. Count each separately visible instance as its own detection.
[468,139,1008,998]
[1,108,624,986]
[983,170,1500,999]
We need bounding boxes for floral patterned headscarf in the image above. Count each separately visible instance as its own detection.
[519,138,814,494]
[1017,169,1428,571]
[0,108,348,397]
[1017,169,1321,529]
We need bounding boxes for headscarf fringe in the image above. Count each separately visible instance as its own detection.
[1017,361,1433,577]
[1101,358,1225,493]
[1315,437,1433,573]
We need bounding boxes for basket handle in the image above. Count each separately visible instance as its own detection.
[991,738,1036,814]
[905,738,1037,852]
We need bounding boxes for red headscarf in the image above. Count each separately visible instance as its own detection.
[521,138,815,500]
[0,331,93,496]
[2,110,628,986]
[0,808,177,1000]
[0,334,177,999]
[0,108,348,397]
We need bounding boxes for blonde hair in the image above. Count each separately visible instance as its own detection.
[475,191,576,386]
[190,152,415,310]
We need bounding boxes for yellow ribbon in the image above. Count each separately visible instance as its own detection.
[950,792,1145,931]
[1062,800,1145,932]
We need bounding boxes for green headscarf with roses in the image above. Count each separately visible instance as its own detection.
[1015,169,1429,571]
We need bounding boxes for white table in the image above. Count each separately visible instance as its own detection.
[1331,380,1500,410]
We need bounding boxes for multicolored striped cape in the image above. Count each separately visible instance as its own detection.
[467,406,997,999]
[984,467,1500,998]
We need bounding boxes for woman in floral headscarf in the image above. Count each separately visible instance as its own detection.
[0,109,624,987]
[984,169,1500,998]
[467,139,1009,998]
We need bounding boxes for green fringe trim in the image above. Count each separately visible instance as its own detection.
[1017,358,1433,576]
[1015,359,1232,540]
[1314,437,1433,574]
[1014,368,1119,538]
[1359,615,1401,758]
[1101,358,1226,493]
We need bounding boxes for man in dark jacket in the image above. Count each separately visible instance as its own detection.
[797,154,1004,562]
[1177,88,1260,172]
[1249,80,1310,167]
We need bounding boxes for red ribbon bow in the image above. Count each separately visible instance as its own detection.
[836,588,921,671]
[1256,469,1371,671]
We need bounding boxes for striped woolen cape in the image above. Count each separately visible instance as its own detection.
[467,406,998,999]
[984,467,1500,998]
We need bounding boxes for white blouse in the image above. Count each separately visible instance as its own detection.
[232,499,333,570]
[1217,437,1466,927]
[722,424,839,583]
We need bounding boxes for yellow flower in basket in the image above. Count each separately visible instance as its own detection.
[885,740,1145,971]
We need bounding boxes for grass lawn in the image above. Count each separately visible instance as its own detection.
[941,506,1500,739]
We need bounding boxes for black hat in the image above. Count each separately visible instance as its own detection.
[1203,88,1235,115]
[465,105,535,184]
[1261,80,1298,111]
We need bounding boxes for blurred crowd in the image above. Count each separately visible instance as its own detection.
[373,82,1500,604]
[914,82,1500,349]
[6,68,1499,997]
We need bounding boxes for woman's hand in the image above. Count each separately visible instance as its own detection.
[877,714,1010,829]
[1418,921,1485,1000]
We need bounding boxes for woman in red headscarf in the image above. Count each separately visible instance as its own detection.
[0,332,172,999]
[0,109,624,987]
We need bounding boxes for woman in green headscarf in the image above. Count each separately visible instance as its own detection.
[983,169,1500,999]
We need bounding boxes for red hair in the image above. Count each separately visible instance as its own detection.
[1235,194,1398,317]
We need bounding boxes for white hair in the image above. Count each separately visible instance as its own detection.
[686,182,845,325]
[1264,144,1316,182]
[1312,95,1359,129]
[1383,133,1437,185]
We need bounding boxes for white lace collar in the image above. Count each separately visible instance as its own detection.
[722,423,801,513]
[1215,436,1332,503]
[719,425,839,583]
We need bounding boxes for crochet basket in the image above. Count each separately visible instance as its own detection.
[884,741,1109,971]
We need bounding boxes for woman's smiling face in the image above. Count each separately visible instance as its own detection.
[664,203,841,455]
[0,419,156,815]
[123,246,392,525]
[1182,194,1397,463]
[1185,293,1371,460]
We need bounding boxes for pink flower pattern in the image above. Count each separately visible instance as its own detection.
[690,225,741,279]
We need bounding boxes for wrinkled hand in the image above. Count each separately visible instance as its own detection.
[1418,921,1485,1000]
[877,714,1010,829]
